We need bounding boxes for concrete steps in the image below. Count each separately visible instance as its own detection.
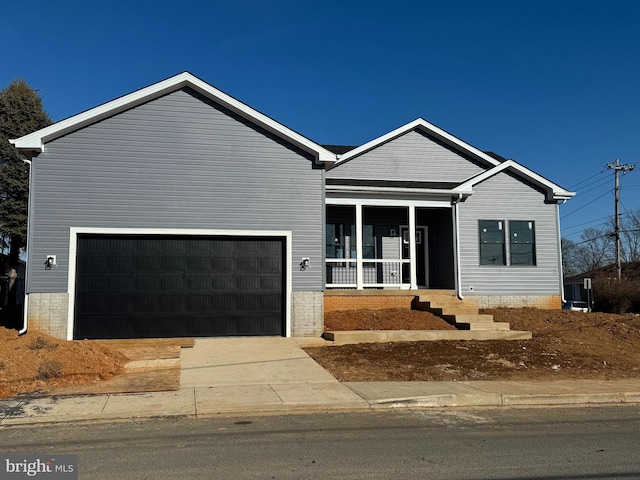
[322,289,532,343]
[323,329,532,344]
[413,295,526,334]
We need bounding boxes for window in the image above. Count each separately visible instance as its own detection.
[326,223,375,261]
[326,224,354,268]
[510,221,536,265]
[362,225,375,260]
[326,223,347,259]
[479,220,505,265]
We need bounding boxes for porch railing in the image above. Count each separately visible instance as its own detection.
[325,259,410,289]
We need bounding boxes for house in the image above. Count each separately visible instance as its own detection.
[10,73,574,340]
[564,261,640,310]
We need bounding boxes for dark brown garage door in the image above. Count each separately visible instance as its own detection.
[73,234,285,339]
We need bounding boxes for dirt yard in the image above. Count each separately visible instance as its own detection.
[0,328,127,399]
[304,308,640,382]
[324,308,456,331]
[2,307,640,399]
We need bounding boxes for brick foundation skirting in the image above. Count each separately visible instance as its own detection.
[324,293,563,312]
[467,295,562,310]
[324,295,414,312]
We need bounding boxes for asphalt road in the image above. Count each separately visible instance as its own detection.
[2,406,640,479]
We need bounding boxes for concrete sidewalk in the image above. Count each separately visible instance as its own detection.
[2,337,640,426]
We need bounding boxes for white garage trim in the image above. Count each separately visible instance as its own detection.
[67,227,292,341]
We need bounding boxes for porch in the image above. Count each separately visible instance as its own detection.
[325,205,456,290]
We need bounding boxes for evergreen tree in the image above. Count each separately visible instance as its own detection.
[0,79,52,267]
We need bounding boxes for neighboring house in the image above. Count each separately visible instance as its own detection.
[564,261,640,305]
[10,73,574,340]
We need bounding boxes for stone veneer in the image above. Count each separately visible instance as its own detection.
[291,291,324,337]
[25,291,325,339]
[26,293,69,339]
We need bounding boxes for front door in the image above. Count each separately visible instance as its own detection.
[400,226,428,287]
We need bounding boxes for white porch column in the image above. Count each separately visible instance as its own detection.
[355,203,364,290]
[452,200,463,299]
[409,205,418,290]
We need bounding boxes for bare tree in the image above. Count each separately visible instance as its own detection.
[562,208,640,276]
[620,210,640,263]
[561,238,582,277]
[578,227,614,272]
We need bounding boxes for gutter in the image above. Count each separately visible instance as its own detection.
[326,185,470,196]
[18,158,32,335]
[556,201,567,304]
[452,194,464,300]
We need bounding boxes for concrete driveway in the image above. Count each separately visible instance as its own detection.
[179,337,368,413]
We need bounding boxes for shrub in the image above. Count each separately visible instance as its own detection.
[37,360,63,380]
[29,336,58,351]
[593,275,640,314]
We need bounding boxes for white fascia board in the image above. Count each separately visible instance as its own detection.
[326,196,452,208]
[11,74,194,151]
[11,72,336,165]
[325,184,471,197]
[458,160,576,201]
[334,118,501,167]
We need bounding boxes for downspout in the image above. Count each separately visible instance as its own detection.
[556,200,567,305]
[19,157,33,335]
[452,194,464,299]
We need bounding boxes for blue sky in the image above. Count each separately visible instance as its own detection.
[3,0,639,240]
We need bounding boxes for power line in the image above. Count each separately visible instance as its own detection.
[568,233,613,246]
[560,189,612,219]
[562,219,610,234]
[571,175,612,196]
[568,168,607,190]
[562,211,636,230]
[563,210,640,232]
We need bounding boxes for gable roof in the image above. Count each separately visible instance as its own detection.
[10,72,337,166]
[457,159,575,201]
[329,117,574,202]
[332,118,503,168]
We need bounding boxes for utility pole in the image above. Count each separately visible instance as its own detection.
[607,159,635,281]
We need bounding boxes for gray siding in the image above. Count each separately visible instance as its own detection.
[327,129,486,182]
[458,171,560,296]
[28,88,323,293]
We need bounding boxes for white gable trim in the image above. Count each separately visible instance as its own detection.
[332,118,502,168]
[458,159,575,201]
[10,72,336,165]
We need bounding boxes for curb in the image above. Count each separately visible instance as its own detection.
[3,391,640,427]
[369,392,640,409]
